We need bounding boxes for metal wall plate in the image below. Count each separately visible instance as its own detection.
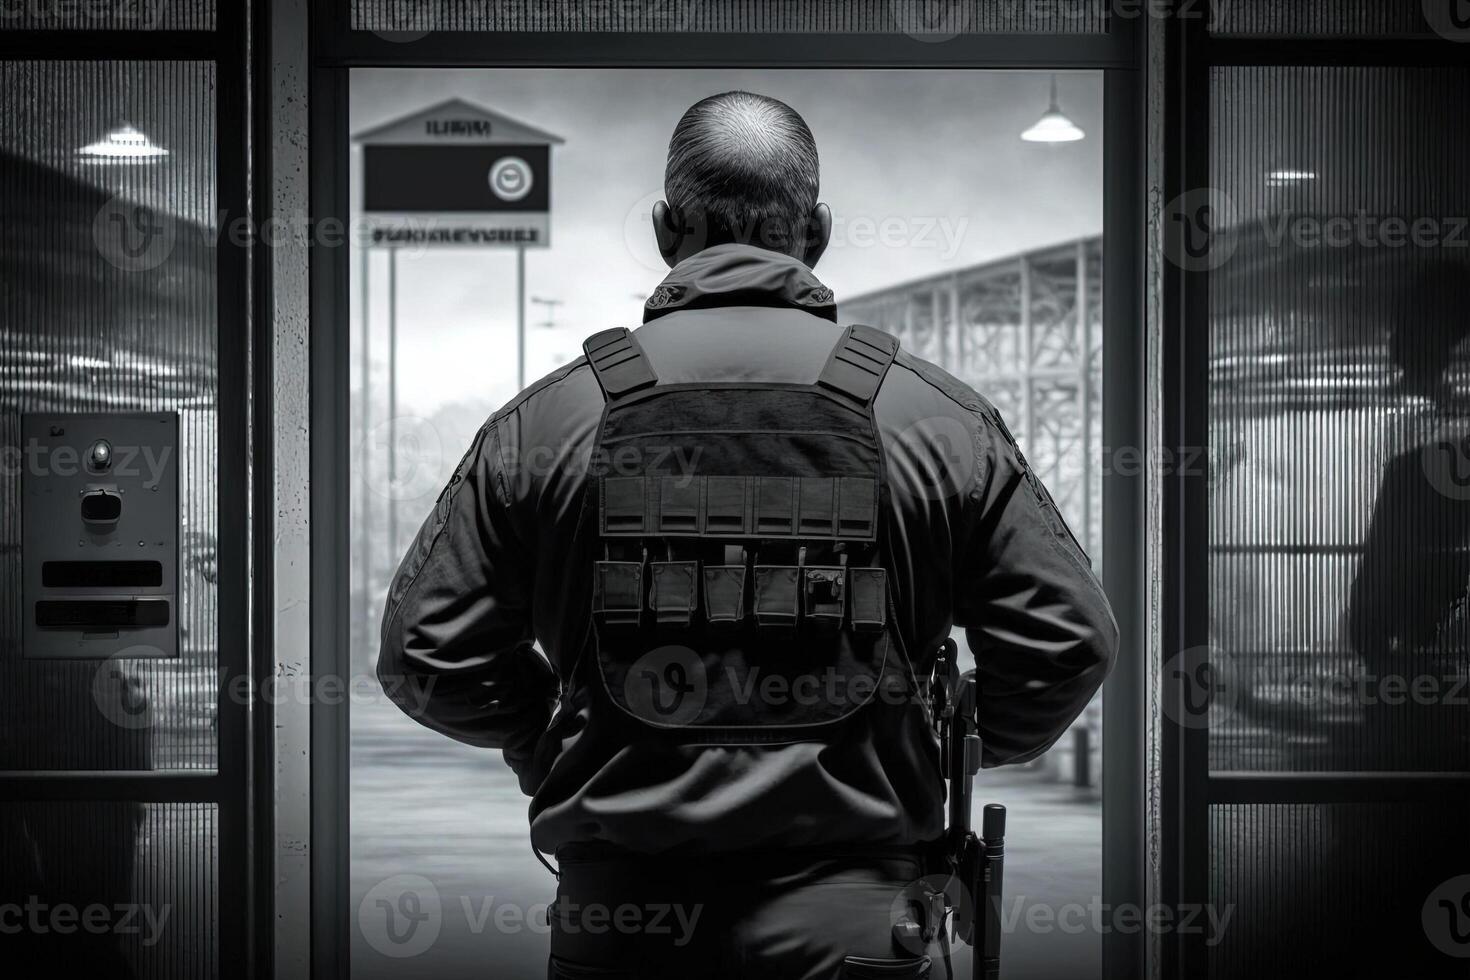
[22,412,179,659]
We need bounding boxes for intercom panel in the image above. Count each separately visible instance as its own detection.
[21,412,179,660]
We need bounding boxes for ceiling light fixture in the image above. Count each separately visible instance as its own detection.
[1021,75,1085,143]
[76,124,169,163]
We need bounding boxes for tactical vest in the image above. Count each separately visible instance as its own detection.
[576,324,912,744]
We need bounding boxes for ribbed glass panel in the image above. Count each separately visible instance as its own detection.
[1210,0,1439,37]
[0,802,218,977]
[0,62,218,770]
[0,0,215,30]
[1209,804,1470,979]
[1208,67,1470,773]
[352,0,1107,34]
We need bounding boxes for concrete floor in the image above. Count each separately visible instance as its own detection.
[350,696,1102,980]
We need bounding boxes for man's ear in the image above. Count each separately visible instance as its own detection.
[800,203,833,268]
[652,200,683,269]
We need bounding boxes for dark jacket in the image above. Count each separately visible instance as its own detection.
[378,243,1117,855]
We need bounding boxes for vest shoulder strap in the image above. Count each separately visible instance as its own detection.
[583,327,657,400]
[816,324,899,406]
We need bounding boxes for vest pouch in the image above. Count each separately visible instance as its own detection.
[803,565,846,631]
[753,565,801,630]
[848,567,888,633]
[649,561,698,628]
[592,560,643,631]
[702,565,747,625]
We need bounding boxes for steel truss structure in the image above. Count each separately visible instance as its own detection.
[841,236,1104,562]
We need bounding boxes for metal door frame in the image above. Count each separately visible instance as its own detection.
[0,6,265,977]
[305,7,1151,979]
[1159,10,1470,980]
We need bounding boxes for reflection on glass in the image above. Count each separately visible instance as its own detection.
[1209,67,1470,774]
[0,59,219,976]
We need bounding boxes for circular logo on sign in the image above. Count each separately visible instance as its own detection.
[488,156,534,203]
[624,645,707,727]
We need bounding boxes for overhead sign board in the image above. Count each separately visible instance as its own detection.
[355,98,563,248]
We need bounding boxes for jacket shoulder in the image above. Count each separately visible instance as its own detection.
[490,356,596,425]
[888,348,998,419]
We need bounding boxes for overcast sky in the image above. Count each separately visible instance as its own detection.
[350,68,1102,417]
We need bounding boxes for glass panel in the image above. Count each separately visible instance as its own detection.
[1209,0,1439,37]
[0,61,218,770]
[1209,804,1470,978]
[0,0,215,30]
[352,0,1107,35]
[843,238,1104,564]
[1207,67,1470,772]
[0,802,218,977]
[350,67,1104,980]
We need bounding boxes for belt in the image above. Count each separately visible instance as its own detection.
[555,840,947,871]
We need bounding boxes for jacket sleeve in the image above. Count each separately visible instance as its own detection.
[377,418,559,777]
[953,408,1119,767]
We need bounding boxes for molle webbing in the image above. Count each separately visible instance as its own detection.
[583,327,657,399]
[817,324,899,406]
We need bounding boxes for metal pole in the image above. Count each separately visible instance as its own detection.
[517,245,526,391]
[387,247,398,556]
[1073,725,1092,788]
[1020,254,1034,455]
[1078,238,1094,560]
[359,245,372,638]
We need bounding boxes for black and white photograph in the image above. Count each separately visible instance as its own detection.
[0,3,1467,979]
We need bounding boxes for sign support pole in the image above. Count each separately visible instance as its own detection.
[516,245,526,391]
[359,245,372,637]
[387,246,398,555]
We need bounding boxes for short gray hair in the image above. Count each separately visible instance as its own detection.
[664,91,820,253]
